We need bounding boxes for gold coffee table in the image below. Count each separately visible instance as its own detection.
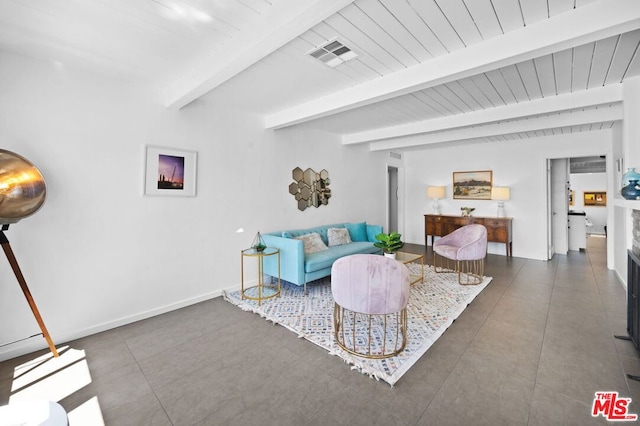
[395,251,424,285]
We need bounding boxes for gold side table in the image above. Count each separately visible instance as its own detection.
[241,247,280,305]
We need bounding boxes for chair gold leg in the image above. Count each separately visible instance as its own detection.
[435,252,485,285]
[333,302,408,359]
[458,259,484,285]
[434,252,456,274]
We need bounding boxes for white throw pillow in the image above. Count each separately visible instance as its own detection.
[328,228,352,247]
[294,232,328,254]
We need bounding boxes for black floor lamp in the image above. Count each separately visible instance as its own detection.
[0,149,58,357]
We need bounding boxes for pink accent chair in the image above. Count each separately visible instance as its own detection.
[331,254,410,358]
[433,224,487,285]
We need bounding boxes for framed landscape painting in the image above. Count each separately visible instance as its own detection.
[453,170,492,200]
[144,145,197,196]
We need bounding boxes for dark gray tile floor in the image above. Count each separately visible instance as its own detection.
[2,236,639,425]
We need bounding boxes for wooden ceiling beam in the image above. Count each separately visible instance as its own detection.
[265,0,640,130]
[165,0,355,110]
[368,105,624,151]
[342,84,623,144]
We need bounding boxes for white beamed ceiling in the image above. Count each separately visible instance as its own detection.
[1,0,639,150]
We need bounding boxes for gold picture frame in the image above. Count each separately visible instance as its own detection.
[583,191,606,207]
[453,170,492,200]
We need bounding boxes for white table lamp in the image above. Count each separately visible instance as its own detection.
[492,187,511,217]
[427,186,446,214]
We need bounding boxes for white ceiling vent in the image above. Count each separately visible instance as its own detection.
[307,39,357,67]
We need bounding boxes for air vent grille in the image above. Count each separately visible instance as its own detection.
[308,39,357,68]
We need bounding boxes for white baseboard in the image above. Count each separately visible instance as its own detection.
[615,269,627,289]
[0,285,242,362]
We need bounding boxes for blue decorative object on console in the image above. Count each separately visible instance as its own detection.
[621,179,640,200]
[623,168,640,187]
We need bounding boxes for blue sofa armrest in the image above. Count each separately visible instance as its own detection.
[262,234,305,285]
[366,224,383,242]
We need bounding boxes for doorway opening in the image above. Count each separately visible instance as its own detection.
[388,166,398,233]
[547,155,609,262]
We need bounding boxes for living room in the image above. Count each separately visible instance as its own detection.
[1,0,640,424]
[0,41,626,357]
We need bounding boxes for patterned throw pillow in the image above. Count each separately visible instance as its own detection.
[327,228,352,247]
[294,232,328,254]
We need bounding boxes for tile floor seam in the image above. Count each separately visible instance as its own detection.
[119,330,176,426]
[588,243,638,400]
[526,257,556,426]
[483,257,542,426]
[416,258,521,425]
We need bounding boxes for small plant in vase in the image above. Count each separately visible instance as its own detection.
[374,231,404,259]
[251,231,267,252]
[461,207,475,217]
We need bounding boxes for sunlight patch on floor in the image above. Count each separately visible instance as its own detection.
[67,396,105,426]
[6,346,105,425]
[11,348,89,402]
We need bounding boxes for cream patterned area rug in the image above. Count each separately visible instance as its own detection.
[224,264,492,386]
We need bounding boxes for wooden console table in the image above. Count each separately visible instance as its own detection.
[424,214,513,257]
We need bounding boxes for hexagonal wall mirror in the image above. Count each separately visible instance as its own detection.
[289,167,331,211]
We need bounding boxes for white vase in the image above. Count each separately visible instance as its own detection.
[384,252,396,259]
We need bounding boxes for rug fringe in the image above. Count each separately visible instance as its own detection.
[344,357,384,383]
[328,350,387,384]
[223,291,278,326]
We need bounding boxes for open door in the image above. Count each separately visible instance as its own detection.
[548,158,569,258]
[547,159,554,260]
[388,166,398,233]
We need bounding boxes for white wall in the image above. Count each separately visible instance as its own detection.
[403,132,612,260]
[617,77,640,284]
[569,172,608,235]
[611,122,627,280]
[0,52,388,359]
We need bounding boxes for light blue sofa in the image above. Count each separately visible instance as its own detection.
[262,222,383,293]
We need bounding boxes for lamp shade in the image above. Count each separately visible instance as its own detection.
[427,186,445,199]
[0,149,46,225]
[491,187,510,201]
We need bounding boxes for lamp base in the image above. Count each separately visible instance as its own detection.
[497,201,506,218]
[432,199,441,215]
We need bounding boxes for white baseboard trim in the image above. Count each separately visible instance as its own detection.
[0,285,242,362]
[615,269,627,289]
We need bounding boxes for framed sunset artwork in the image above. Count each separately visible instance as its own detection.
[144,146,197,196]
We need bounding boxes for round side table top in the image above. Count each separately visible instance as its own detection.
[0,400,67,425]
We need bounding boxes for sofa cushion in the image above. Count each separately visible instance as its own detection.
[345,222,368,242]
[304,242,379,272]
[328,228,352,246]
[294,232,328,254]
[282,226,332,245]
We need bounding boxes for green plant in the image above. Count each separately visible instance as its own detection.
[461,207,475,216]
[373,231,404,253]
